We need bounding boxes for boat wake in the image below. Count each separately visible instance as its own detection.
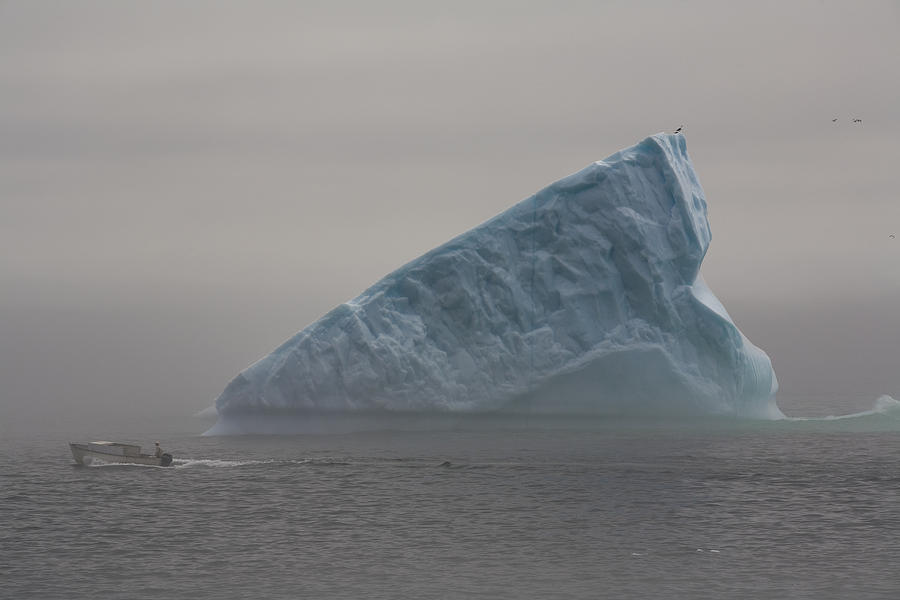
[79,457,357,470]
[171,458,331,469]
[81,460,170,469]
[172,458,280,468]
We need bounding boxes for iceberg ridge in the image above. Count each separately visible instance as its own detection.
[209,133,781,433]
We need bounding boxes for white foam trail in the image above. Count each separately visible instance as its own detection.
[173,458,266,468]
[171,458,318,469]
[82,457,324,469]
[84,460,167,469]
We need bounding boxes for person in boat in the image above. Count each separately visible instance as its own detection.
[154,442,164,458]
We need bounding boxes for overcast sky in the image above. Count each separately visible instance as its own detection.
[2,0,898,428]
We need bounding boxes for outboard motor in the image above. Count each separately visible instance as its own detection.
[160,453,173,467]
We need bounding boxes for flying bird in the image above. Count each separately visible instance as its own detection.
[853,118,862,123]
[673,126,683,134]
[891,234,896,239]
[832,118,838,122]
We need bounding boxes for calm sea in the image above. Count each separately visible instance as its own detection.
[4,409,900,599]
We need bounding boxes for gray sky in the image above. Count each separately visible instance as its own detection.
[2,0,899,428]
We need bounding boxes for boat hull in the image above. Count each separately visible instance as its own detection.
[69,443,173,467]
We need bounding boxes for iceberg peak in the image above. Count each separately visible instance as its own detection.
[209,133,781,433]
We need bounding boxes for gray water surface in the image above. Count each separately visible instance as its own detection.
[4,417,900,599]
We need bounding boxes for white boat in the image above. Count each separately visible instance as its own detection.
[69,441,173,467]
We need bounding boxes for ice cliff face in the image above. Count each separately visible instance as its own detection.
[212,134,781,426]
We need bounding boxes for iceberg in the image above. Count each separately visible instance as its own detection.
[208,133,781,434]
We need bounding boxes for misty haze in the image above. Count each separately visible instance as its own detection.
[3,2,900,599]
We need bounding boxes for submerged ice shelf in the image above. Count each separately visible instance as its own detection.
[208,134,781,434]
